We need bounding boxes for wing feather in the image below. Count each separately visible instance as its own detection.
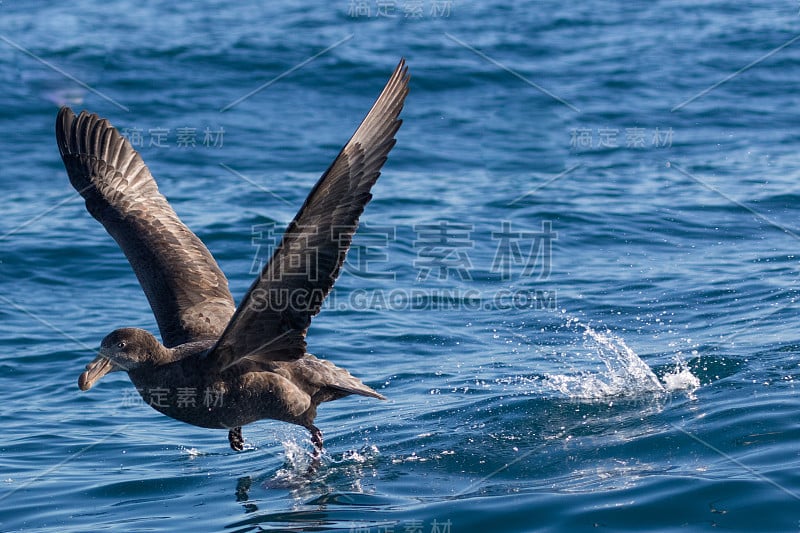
[56,107,236,347]
[208,59,409,369]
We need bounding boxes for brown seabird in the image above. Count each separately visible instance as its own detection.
[56,59,409,455]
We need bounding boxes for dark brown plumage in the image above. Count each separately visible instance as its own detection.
[58,59,409,454]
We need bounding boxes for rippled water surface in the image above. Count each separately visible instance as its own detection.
[1,1,799,531]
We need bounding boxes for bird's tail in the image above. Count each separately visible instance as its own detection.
[297,355,386,402]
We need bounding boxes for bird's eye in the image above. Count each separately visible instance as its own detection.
[117,341,126,349]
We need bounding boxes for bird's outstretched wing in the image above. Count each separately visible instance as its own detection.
[56,107,236,347]
[207,59,409,370]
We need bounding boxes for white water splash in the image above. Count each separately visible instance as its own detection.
[267,438,382,489]
[662,366,700,391]
[661,358,700,398]
[179,446,205,458]
[340,445,380,464]
[544,321,698,399]
[268,439,315,487]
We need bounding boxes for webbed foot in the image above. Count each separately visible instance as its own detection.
[305,425,323,475]
[228,426,244,451]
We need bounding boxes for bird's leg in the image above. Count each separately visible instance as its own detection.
[309,425,323,456]
[228,426,244,451]
[304,424,323,475]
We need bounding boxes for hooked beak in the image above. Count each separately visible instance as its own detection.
[78,353,120,391]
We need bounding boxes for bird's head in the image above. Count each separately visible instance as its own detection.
[78,328,161,391]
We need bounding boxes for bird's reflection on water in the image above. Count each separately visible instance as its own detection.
[235,476,258,514]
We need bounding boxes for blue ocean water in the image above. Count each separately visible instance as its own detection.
[1,0,799,531]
